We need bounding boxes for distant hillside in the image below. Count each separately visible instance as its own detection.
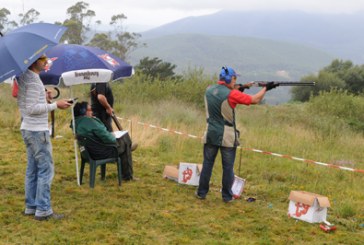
[141,10,364,64]
[129,33,333,104]
[130,33,332,80]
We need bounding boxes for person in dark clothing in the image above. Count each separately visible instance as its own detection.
[90,82,138,152]
[90,82,114,132]
[73,101,134,181]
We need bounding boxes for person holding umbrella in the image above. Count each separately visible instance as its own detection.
[196,66,277,203]
[17,55,72,221]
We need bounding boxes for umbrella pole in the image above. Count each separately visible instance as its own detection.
[70,87,80,186]
[73,137,80,186]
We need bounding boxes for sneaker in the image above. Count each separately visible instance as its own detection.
[34,213,64,221]
[131,143,138,151]
[195,192,206,200]
[23,208,36,216]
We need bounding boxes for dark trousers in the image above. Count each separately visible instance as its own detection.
[116,133,133,180]
[197,144,236,202]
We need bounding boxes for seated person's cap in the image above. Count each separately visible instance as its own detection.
[219,66,240,84]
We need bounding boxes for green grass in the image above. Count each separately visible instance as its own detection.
[0,80,364,244]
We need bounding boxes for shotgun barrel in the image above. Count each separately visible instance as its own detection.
[253,81,315,87]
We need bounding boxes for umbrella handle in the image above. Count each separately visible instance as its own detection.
[45,86,60,99]
[45,87,59,138]
[50,111,55,138]
[51,87,60,99]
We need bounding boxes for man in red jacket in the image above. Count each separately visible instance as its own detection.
[196,66,277,203]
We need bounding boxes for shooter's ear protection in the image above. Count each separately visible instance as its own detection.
[219,66,234,84]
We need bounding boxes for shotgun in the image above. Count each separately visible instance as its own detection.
[252,81,315,87]
[111,112,123,130]
[235,81,315,91]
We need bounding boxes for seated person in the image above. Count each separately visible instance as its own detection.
[73,101,134,181]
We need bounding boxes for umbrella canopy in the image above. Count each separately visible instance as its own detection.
[0,23,67,82]
[40,44,133,87]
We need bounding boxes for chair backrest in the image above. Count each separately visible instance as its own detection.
[76,135,92,161]
[76,135,118,161]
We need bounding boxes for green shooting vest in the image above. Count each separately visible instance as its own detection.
[203,84,240,147]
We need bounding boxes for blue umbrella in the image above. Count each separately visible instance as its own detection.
[40,44,133,86]
[0,23,67,82]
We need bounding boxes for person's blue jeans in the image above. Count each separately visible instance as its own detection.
[21,130,54,217]
[197,144,236,202]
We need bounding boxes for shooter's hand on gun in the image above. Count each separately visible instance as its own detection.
[235,82,254,92]
[264,81,279,91]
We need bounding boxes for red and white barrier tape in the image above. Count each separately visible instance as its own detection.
[117,117,364,174]
[136,121,200,139]
[243,148,364,174]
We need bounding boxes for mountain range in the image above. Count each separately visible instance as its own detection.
[128,10,364,103]
[140,10,364,64]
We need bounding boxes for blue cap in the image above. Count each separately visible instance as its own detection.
[219,66,238,84]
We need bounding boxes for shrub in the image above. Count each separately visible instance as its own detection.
[307,90,364,133]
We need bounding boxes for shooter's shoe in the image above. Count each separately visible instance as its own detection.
[195,191,206,200]
[223,196,240,203]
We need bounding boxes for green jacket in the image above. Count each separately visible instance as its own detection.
[74,116,118,160]
[75,116,116,144]
[203,84,239,147]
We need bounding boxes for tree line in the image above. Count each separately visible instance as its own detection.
[0,2,179,82]
[1,1,140,60]
[292,59,364,102]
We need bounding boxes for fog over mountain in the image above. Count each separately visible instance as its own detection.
[141,10,364,63]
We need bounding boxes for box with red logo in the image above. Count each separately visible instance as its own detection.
[288,190,330,223]
[231,175,246,198]
[178,162,202,186]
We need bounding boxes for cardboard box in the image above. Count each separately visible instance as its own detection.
[178,162,202,186]
[163,165,179,182]
[288,190,330,223]
[231,175,246,198]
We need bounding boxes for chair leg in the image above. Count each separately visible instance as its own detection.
[80,160,86,185]
[101,164,106,180]
[89,162,96,188]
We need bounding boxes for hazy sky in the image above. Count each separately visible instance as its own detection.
[3,0,364,31]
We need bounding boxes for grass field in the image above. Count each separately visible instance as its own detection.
[0,80,363,244]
